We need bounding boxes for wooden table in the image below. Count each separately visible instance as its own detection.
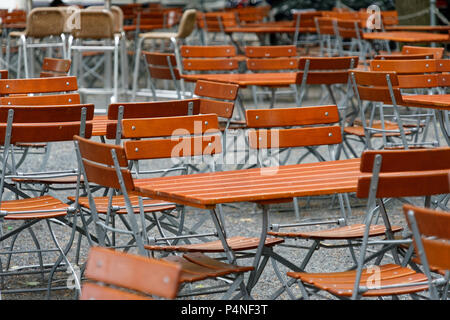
[133,158,365,295]
[401,94,450,145]
[385,25,450,33]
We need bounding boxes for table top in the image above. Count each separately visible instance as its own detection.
[181,72,297,87]
[225,26,315,34]
[363,31,449,43]
[401,94,450,111]
[385,25,450,32]
[134,158,364,209]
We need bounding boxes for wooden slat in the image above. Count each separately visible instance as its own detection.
[0,76,78,95]
[124,134,222,160]
[2,195,68,220]
[296,71,350,85]
[0,104,94,123]
[75,134,128,167]
[246,105,339,128]
[180,45,236,57]
[370,59,438,74]
[248,126,342,149]
[121,114,219,138]
[81,282,151,300]
[245,45,297,58]
[199,99,234,119]
[194,80,239,100]
[84,247,181,299]
[351,70,399,86]
[356,170,450,199]
[82,159,134,191]
[247,57,299,71]
[299,56,359,70]
[182,58,239,71]
[0,93,81,106]
[0,122,93,143]
[360,148,450,173]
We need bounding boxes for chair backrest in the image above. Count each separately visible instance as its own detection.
[401,45,444,59]
[176,9,197,39]
[122,114,222,161]
[0,105,94,144]
[25,7,65,37]
[245,45,298,72]
[81,246,181,300]
[297,56,358,85]
[0,93,80,106]
[0,76,78,96]
[403,204,450,273]
[350,69,402,105]
[314,17,336,36]
[74,134,134,191]
[292,11,323,28]
[194,80,238,120]
[356,148,450,199]
[197,11,237,32]
[334,19,363,39]
[106,99,200,140]
[180,45,240,72]
[86,5,124,33]
[246,105,342,150]
[71,9,115,39]
[40,58,71,78]
[369,59,448,90]
[373,53,433,60]
[143,51,181,81]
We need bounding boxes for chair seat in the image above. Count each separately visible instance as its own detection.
[344,124,412,137]
[145,235,284,253]
[287,263,429,297]
[69,194,176,214]
[267,223,403,240]
[163,252,254,283]
[9,31,25,38]
[2,195,68,220]
[139,32,178,40]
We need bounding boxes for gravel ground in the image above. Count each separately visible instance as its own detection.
[0,85,446,301]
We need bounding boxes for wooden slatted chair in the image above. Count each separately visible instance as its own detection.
[39,57,71,78]
[245,45,299,108]
[291,10,322,54]
[286,147,450,300]
[196,11,237,45]
[369,59,445,148]
[344,70,412,154]
[314,17,339,57]
[132,51,184,101]
[73,115,256,299]
[401,45,444,59]
[403,204,450,300]
[0,104,94,298]
[80,246,181,300]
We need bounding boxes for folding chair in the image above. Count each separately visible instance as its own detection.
[244,45,299,108]
[73,116,256,299]
[369,59,443,148]
[401,45,445,59]
[196,11,237,46]
[286,147,450,300]
[333,19,370,66]
[178,44,242,97]
[314,17,339,57]
[403,204,450,300]
[0,104,94,297]
[39,57,71,78]
[291,10,322,55]
[131,9,197,100]
[80,246,181,300]
[132,51,185,101]
[345,69,430,153]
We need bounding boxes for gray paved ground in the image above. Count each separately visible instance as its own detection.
[0,84,446,300]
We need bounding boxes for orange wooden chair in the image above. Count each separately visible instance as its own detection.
[0,104,94,298]
[286,147,450,300]
[132,51,184,100]
[401,45,444,59]
[80,246,181,300]
[403,204,450,300]
[39,57,71,78]
[245,45,299,108]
